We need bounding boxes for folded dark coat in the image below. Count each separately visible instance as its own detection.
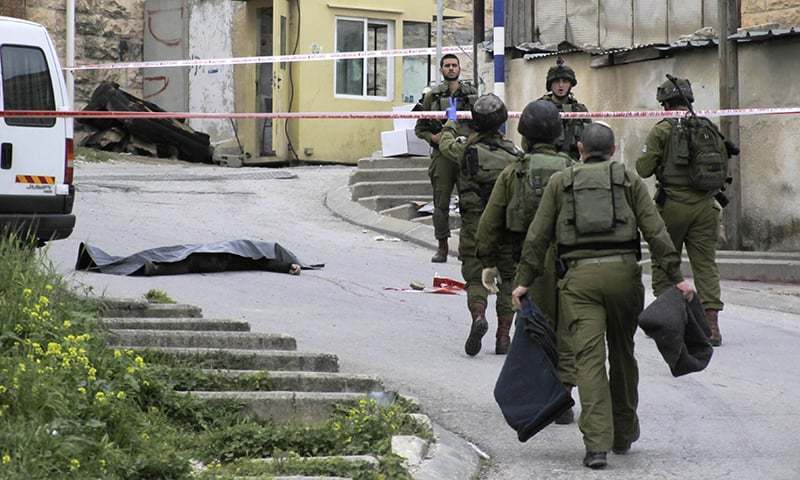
[638,287,713,377]
[494,299,574,442]
[76,239,322,276]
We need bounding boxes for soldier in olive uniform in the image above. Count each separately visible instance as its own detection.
[511,123,693,469]
[539,57,591,160]
[438,94,519,356]
[475,100,577,423]
[636,76,736,346]
[415,54,478,263]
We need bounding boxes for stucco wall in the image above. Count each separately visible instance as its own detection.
[505,39,800,251]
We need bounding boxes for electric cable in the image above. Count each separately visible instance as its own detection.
[285,0,301,164]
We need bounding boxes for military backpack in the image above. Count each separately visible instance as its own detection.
[506,150,572,234]
[459,136,519,211]
[659,117,729,191]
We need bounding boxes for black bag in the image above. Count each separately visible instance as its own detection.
[494,299,574,442]
[638,287,713,377]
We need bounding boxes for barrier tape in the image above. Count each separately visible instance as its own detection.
[65,45,474,72]
[2,107,800,120]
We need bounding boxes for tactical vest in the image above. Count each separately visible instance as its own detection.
[658,117,729,191]
[557,102,586,157]
[506,150,572,234]
[459,137,519,212]
[556,160,639,250]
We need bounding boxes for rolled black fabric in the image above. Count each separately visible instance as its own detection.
[494,299,574,442]
[638,287,713,377]
[76,239,323,276]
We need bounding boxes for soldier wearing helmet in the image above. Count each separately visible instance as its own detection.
[538,56,591,160]
[437,94,521,357]
[636,75,739,347]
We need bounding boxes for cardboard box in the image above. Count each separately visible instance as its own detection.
[381,129,431,157]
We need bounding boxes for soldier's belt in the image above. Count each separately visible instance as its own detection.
[568,253,638,268]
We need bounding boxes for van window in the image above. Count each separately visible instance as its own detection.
[1,45,56,127]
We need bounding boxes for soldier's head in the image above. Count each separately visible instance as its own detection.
[546,57,577,98]
[657,75,694,110]
[578,122,616,161]
[471,94,508,132]
[440,54,461,81]
[517,100,563,147]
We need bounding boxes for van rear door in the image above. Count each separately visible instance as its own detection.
[0,23,68,198]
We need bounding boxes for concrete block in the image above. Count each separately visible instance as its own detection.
[254,455,378,468]
[207,370,384,393]
[102,303,202,319]
[348,168,429,185]
[108,330,296,350]
[101,317,250,332]
[350,181,432,201]
[379,203,420,221]
[408,413,434,436]
[188,391,365,424]
[357,195,433,212]
[131,347,339,372]
[411,213,461,230]
[391,435,430,468]
[357,156,431,169]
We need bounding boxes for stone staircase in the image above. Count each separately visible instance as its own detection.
[349,155,461,230]
[99,299,434,479]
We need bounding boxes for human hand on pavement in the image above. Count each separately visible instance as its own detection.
[511,286,528,311]
[675,280,694,300]
[446,97,458,122]
[481,267,501,294]
[289,264,301,275]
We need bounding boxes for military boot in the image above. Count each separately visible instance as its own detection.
[431,239,448,263]
[495,314,514,354]
[705,309,722,347]
[464,302,488,356]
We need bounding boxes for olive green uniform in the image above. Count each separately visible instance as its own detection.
[515,157,683,453]
[415,82,478,240]
[476,143,576,385]
[438,120,517,316]
[636,118,724,311]
[539,92,591,160]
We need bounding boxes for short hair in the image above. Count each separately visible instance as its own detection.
[440,53,459,68]
[581,122,615,158]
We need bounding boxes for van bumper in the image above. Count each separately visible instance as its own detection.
[0,213,76,241]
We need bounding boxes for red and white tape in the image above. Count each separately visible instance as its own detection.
[2,107,800,120]
[65,45,474,72]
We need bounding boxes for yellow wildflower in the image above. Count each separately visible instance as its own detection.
[113,350,122,359]
[126,366,136,374]
[134,356,145,368]
[45,284,53,291]
[39,296,49,306]
[78,387,86,395]
[116,391,126,400]
[2,454,10,464]
[62,320,71,328]
[46,343,61,355]
[69,458,80,471]
[22,288,32,297]
[95,392,106,403]
[0,386,6,394]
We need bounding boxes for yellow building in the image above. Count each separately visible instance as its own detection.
[234,0,442,164]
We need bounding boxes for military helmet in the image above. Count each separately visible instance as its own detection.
[657,76,694,105]
[545,57,577,91]
[471,93,508,132]
[517,100,563,143]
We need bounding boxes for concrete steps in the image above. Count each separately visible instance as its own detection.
[102,303,202,318]
[411,213,461,230]
[204,370,384,393]
[108,329,297,350]
[357,156,430,169]
[348,167,428,185]
[102,317,250,331]
[357,194,432,212]
[350,180,432,199]
[131,347,340,372]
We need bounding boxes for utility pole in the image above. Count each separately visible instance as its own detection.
[493,0,505,102]
[435,0,443,83]
[473,0,484,90]
[718,0,741,249]
[66,0,75,107]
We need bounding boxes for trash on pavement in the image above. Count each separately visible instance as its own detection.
[75,239,323,276]
[384,275,465,295]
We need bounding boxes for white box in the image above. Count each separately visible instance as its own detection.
[381,129,431,157]
[392,104,417,131]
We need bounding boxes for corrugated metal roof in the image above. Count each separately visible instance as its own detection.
[729,26,800,42]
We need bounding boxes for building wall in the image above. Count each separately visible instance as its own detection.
[743,0,800,27]
[504,39,800,251]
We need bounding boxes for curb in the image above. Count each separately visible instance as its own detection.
[411,422,482,480]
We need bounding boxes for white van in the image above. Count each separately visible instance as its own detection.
[0,16,75,244]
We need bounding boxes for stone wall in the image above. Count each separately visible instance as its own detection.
[20,0,144,106]
[742,0,800,28]
[0,1,27,18]
[433,0,494,84]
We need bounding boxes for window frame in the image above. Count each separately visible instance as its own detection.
[333,16,395,102]
[0,44,57,128]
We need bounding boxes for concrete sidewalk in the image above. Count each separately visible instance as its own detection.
[326,182,800,317]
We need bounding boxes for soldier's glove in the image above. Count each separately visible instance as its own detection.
[446,97,459,122]
[481,267,501,294]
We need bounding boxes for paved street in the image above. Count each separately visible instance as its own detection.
[47,158,800,480]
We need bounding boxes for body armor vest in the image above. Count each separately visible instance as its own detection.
[658,117,729,191]
[506,150,572,234]
[459,136,518,212]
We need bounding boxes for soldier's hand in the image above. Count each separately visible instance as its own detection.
[481,267,501,294]
[512,286,528,311]
[430,133,442,144]
[675,280,695,301]
[446,97,459,122]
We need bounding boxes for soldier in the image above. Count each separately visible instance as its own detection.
[636,75,737,346]
[415,54,478,263]
[475,100,577,423]
[511,123,694,469]
[539,57,591,160]
[438,94,519,356]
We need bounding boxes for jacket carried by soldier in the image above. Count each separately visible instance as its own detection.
[538,58,590,160]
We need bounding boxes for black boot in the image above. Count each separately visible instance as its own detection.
[464,302,488,356]
[431,238,448,263]
[583,451,607,469]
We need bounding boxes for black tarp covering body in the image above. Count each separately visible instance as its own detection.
[494,299,574,442]
[76,239,322,276]
[638,287,713,377]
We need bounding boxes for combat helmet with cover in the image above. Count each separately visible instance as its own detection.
[471,93,508,132]
[546,56,577,91]
[657,76,694,105]
[518,99,563,144]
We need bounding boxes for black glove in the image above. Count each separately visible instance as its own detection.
[724,139,740,157]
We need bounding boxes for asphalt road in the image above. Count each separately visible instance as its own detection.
[47,158,800,480]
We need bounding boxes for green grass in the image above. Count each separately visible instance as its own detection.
[144,289,176,304]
